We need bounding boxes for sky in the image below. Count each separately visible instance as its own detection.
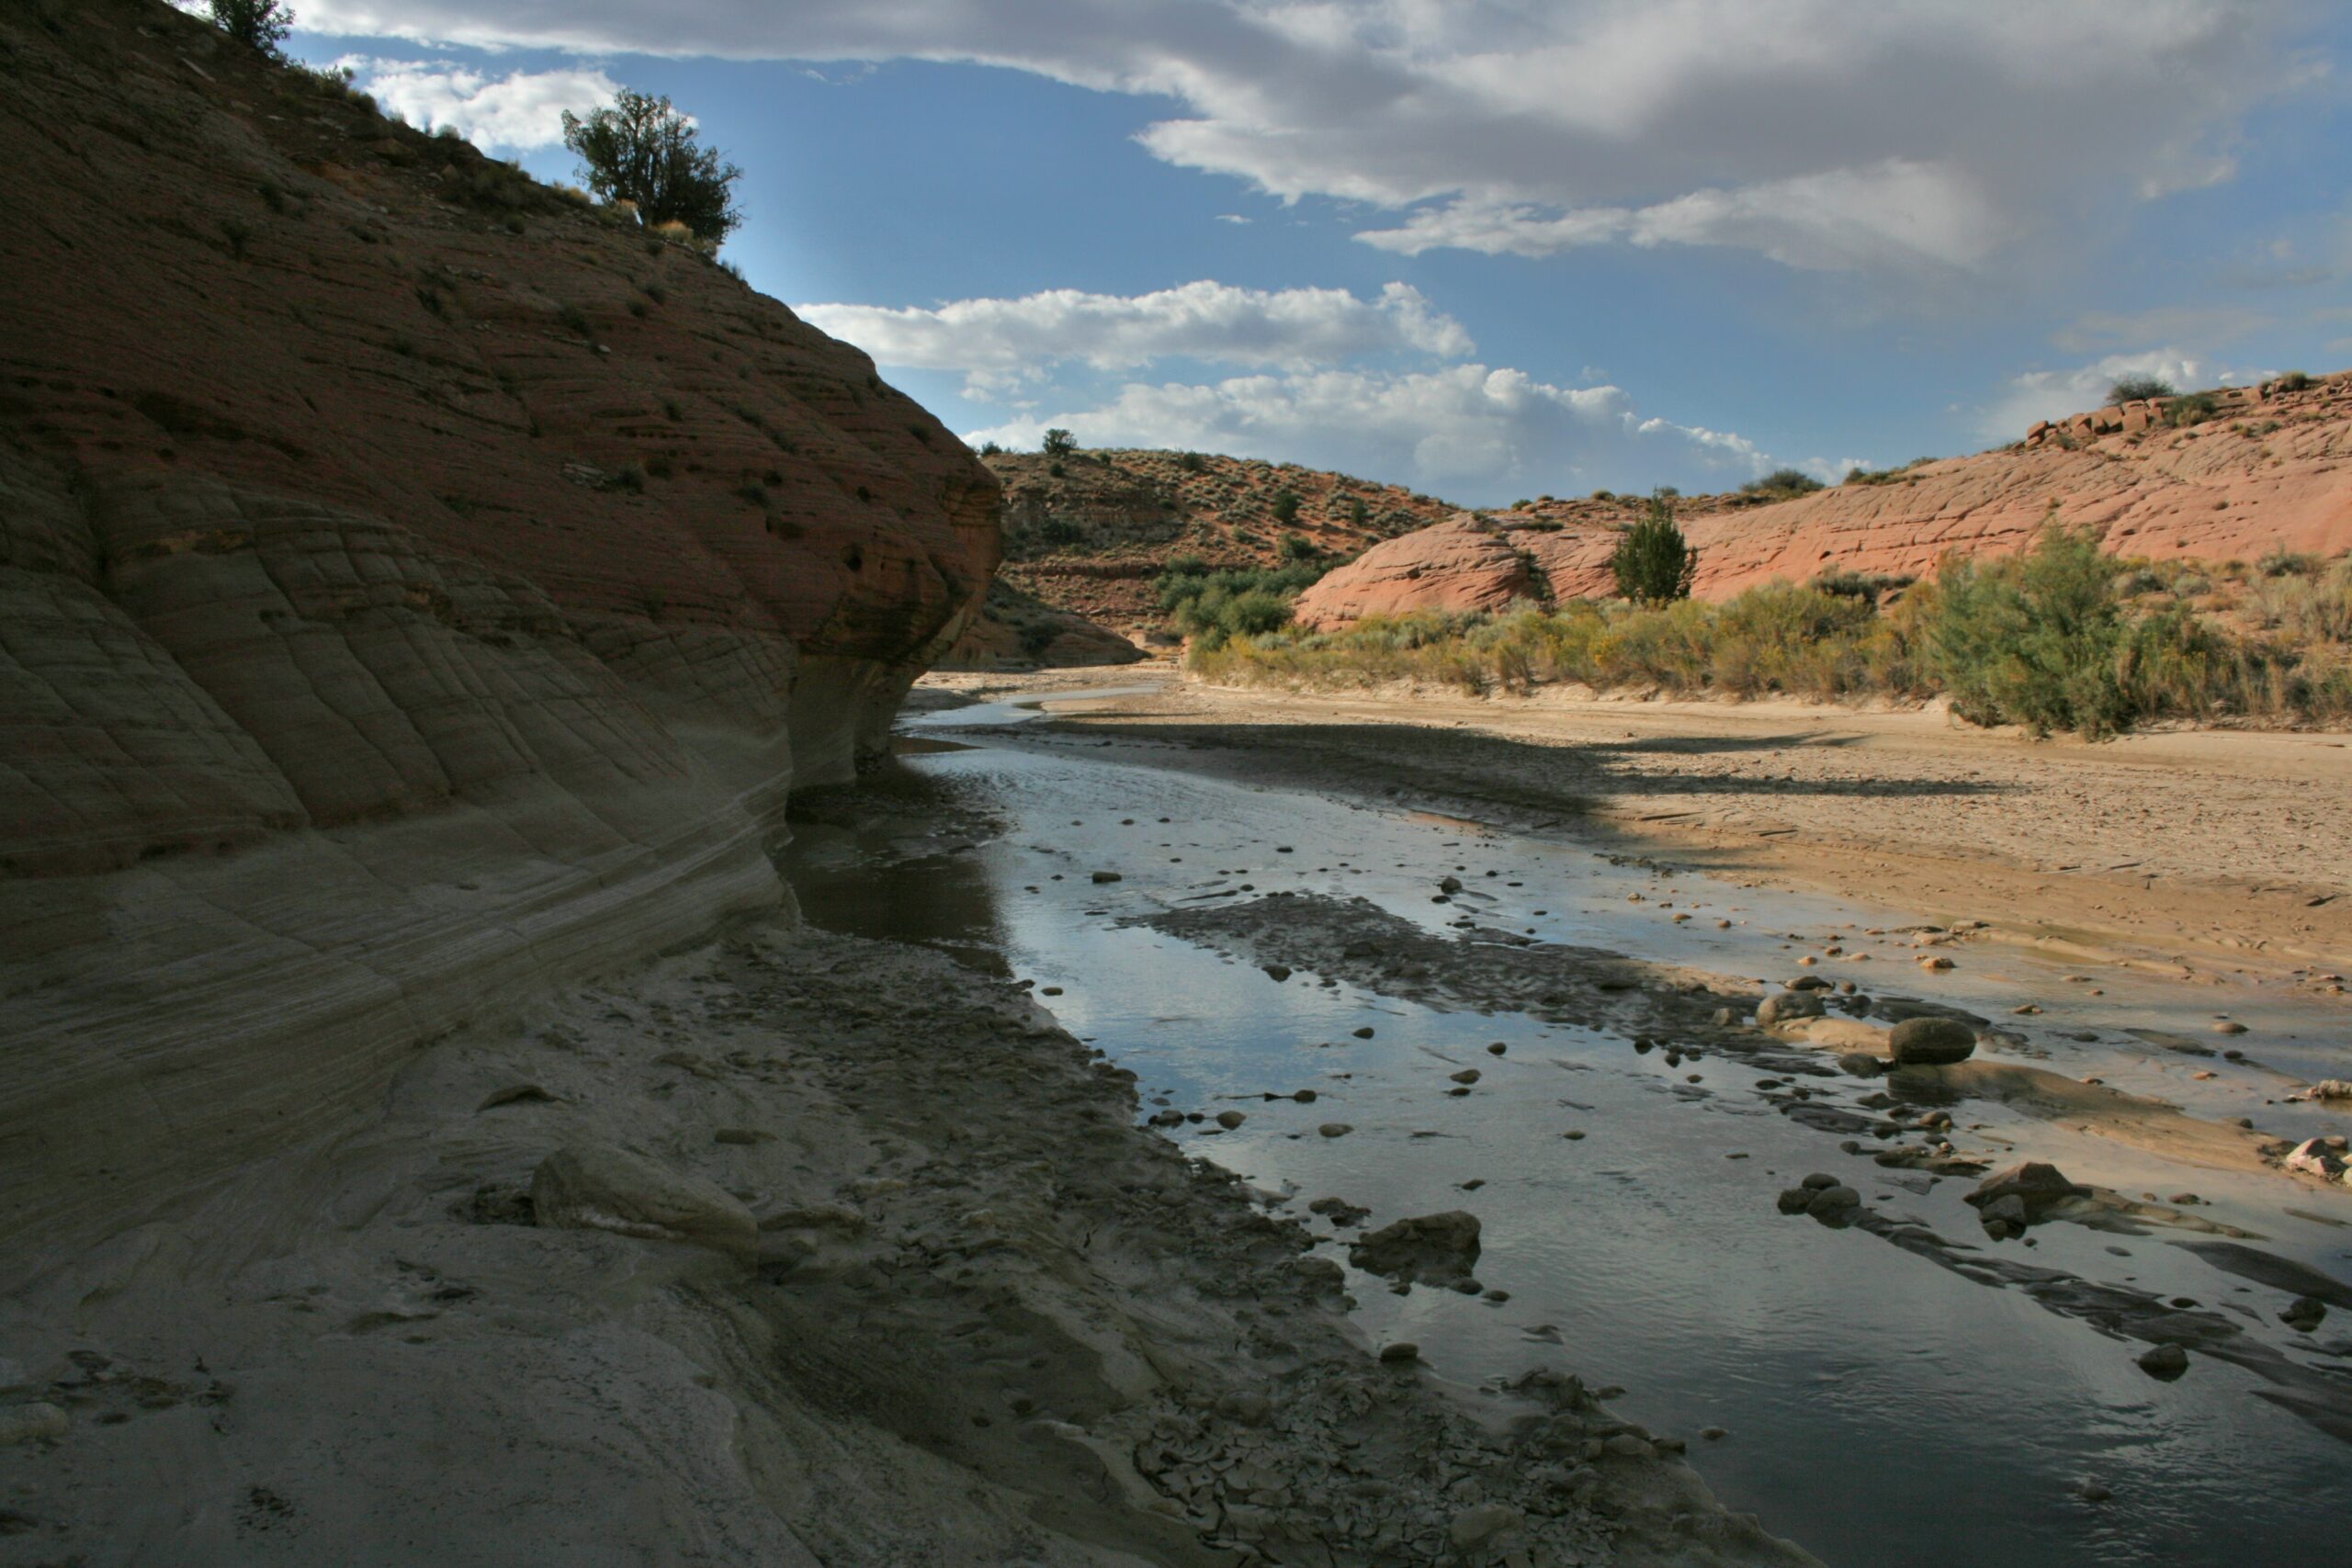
[269,1,2352,504]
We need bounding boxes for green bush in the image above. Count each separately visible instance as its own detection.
[1042,428,1077,457]
[1176,451,1209,473]
[2274,370,2312,393]
[2165,392,2220,428]
[1271,490,1301,525]
[209,0,291,56]
[1278,531,1318,562]
[1156,560,1329,649]
[561,89,743,245]
[1918,524,2133,738]
[2108,375,2176,404]
[1611,497,1697,604]
[1348,496,1369,526]
[1742,468,1824,498]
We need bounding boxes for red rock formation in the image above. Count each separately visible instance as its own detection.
[1290,514,1540,629]
[0,0,996,1250]
[1295,377,2352,626]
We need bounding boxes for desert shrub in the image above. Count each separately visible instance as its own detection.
[1278,532,1318,562]
[2109,375,2177,404]
[2165,391,2220,428]
[208,0,291,55]
[1176,451,1209,473]
[562,91,742,244]
[1917,524,2134,738]
[2274,370,2312,393]
[1611,496,1697,604]
[1743,468,1824,498]
[1348,496,1369,526]
[1041,428,1077,457]
[1156,560,1329,649]
[1271,490,1301,525]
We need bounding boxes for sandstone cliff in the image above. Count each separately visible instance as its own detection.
[1294,376,2352,627]
[0,0,996,1254]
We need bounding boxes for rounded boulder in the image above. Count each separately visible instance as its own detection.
[1887,1016,1977,1066]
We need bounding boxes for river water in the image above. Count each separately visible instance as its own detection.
[786,686,2352,1568]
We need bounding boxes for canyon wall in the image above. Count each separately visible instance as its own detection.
[0,0,997,1257]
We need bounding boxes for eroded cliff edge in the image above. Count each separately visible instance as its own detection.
[0,0,999,1256]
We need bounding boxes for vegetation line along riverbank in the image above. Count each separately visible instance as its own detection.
[1183,525,2352,738]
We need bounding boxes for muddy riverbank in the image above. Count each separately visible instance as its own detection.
[784,673,2352,1566]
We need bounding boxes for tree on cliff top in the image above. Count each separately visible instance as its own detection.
[1611,495,1697,604]
[562,91,743,245]
[2107,374,2177,404]
[207,0,293,56]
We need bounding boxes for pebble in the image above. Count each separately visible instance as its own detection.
[1317,1122,1353,1138]
[1352,1027,1375,1039]
[1451,1069,1482,1086]
[1262,964,1293,982]
[1378,1341,1420,1363]
[1091,871,1122,883]
[1487,1043,1508,1055]
[2212,1020,2248,1035]
[1216,1110,1248,1130]
[2136,1343,2189,1379]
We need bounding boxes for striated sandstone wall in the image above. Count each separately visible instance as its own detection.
[0,0,997,1254]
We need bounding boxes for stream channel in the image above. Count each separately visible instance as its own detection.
[784,683,2352,1568]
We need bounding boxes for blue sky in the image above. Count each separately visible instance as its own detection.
[278,1,2352,505]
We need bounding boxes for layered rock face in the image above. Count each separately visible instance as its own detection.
[1294,375,2352,625]
[1292,515,1542,630]
[0,0,996,1253]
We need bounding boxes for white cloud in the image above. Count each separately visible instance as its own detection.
[289,0,2314,275]
[797,281,1473,384]
[1357,160,2005,270]
[960,364,1772,501]
[347,60,621,152]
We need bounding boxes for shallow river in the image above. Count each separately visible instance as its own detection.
[786,687,2352,1568]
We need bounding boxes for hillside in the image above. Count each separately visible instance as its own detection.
[1,0,995,1247]
[1295,374,2352,627]
[939,446,1455,663]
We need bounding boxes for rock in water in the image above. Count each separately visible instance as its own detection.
[530,1144,758,1255]
[1349,1211,1482,1288]
[1965,1162,2089,1219]
[2136,1343,2189,1380]
[1887,1016,1977,1065]
[1756,992,1826,1026]
[2283,1138,2350,1181]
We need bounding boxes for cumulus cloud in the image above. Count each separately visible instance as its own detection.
[797,281,1472,388]
[1977,350,2267,441]
[296,0,2316,275]
[349,60,620,152]
[960,364,1772,501]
